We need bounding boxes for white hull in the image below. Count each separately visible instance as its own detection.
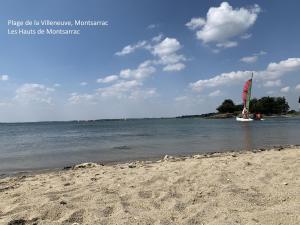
[236,117,253,122]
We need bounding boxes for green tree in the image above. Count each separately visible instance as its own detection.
[216,99,236,113]
[274,97,289,113]
[235,104,243,112]
[216,96,290,115]
[250,96,289,114]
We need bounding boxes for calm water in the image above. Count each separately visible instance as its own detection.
[0,117,299,173]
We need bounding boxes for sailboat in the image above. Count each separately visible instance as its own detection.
[236,73,254,122]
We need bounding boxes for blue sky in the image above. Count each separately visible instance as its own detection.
[0,0,300,122]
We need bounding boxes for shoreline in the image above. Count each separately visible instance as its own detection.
[2,144,299,178]
[1,113,299,124]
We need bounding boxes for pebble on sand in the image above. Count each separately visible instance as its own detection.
[73,162,98,169]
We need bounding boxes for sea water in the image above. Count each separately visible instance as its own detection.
[0,117,299,173]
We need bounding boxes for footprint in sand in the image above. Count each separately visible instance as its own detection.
[8,219,27,225]
[63,209,85,224]
[41,205,65,221]
[8,217,39,225]
[174,201,186,211]
[101,206,114,217]
[138,190,152,199]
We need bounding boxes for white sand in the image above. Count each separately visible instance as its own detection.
[0,147,299,225]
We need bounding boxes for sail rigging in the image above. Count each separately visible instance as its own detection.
[242,73,253,112]
[237,73,261,121]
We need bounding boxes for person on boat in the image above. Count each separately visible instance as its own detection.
[242,108,249,119]
[254,112,262,120]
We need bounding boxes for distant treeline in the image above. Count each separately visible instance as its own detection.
[217,97,290,115]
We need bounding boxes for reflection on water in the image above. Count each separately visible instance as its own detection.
[241,122,253,151]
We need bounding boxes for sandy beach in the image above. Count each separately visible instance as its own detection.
[0,146,299,225]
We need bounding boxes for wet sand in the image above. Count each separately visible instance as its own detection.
[0,146,299,225]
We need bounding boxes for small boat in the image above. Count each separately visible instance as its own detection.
[236,73,254,122]
[236,117,253,122]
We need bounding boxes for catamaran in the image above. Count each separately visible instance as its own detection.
[236,73,254,122]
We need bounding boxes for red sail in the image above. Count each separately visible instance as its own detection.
[242,79,252,107]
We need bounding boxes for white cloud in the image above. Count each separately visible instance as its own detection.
[186,17,206,30]
[209,90,221,97]
[0,75,9,81]
[97,75,119,83]
[69,80,150,104]
[154,53,186,66]
[255,51,267,56]
[295,84,300,91]
[216,41,238,48]
[80,82,88,86]
[240,51,267,63]
[75,37,184,105]
[68,93,96,104]
[147,24,159,29]
[69,78,158,105]
[152,37,181,56]
[263,80,282,87]
[163,63,185,72]
[280,86,290,93]
[190,58,300,92]
[240,33,252,39]
[15,83,54,104]
[152,37,186,71]
[266,58,300,74]
[240,56,258,63]
[97,80,142,98]
[120,61,156,80]
[128,88,157,100]
[258,58,300,80]
[115,35,165,57]
[191,70,251,92]
[152,34,164,42]
[115,36,186,72]
[115,41,147,56]
[54,83,61,87]
[186,2,260,47]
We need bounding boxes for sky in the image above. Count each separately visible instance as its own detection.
[0,0,300,122]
